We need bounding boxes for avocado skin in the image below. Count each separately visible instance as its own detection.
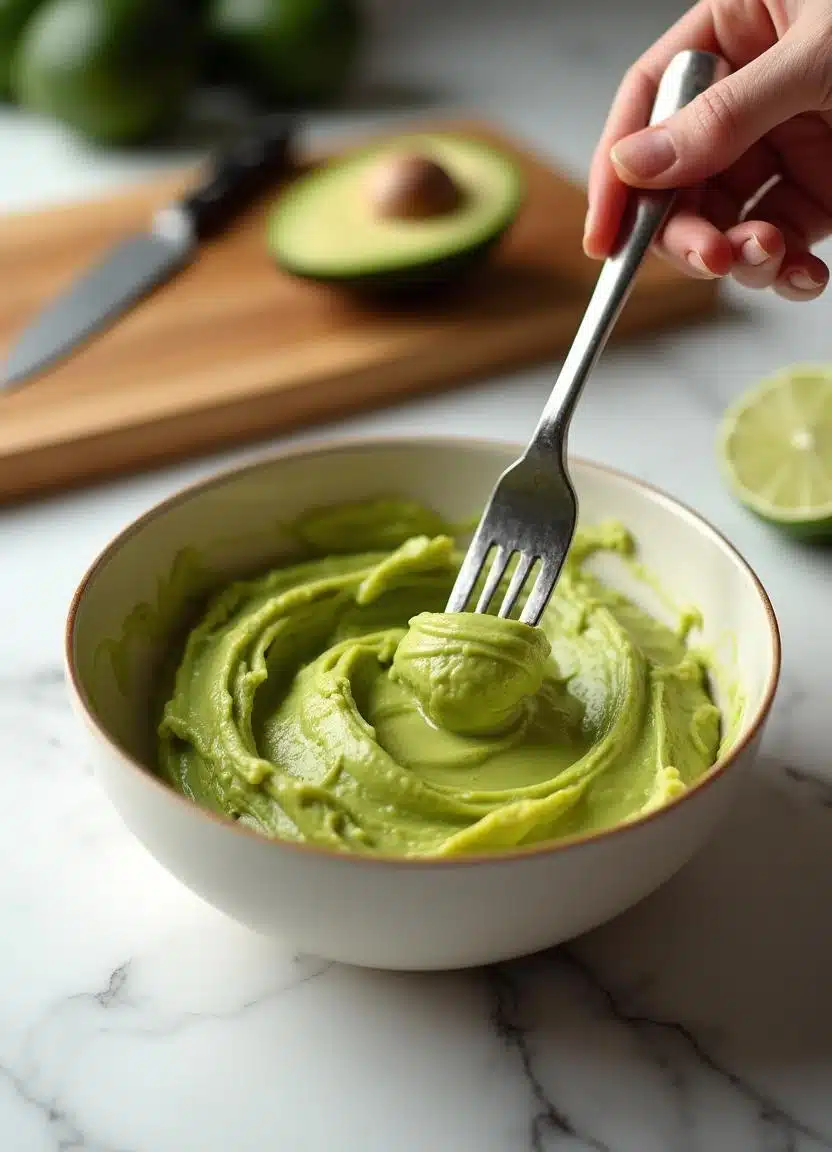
[273,228,511,297]
[0,0,43,100]
[13,0,199,144]
[206,0,361,107]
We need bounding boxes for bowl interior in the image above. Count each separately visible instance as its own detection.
[70,438,777,780]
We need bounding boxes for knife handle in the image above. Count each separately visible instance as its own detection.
[181,114,297,241]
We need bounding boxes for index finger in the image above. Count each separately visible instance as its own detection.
[584,0,718,258]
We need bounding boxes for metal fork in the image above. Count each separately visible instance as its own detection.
[446,49,727,626]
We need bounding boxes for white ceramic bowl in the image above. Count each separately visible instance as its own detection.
[66,437,780,971]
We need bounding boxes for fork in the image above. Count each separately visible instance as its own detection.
[445,49,728,627]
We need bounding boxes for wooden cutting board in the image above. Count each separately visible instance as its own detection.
[0,118,718,503]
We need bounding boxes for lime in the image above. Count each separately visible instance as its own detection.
[14,0,200,145]
[717,365,832,540]
[207,0,362,107]
[0,0,44,99]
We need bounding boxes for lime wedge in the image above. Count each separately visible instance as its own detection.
[717,365,832,540]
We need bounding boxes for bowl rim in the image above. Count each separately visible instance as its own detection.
[65,433,782,870]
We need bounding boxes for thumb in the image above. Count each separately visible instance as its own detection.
[609,37,821,188]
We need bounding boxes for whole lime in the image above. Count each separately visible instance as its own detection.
[207,0,362,107]
[14,0,200,144]
[0,0,44,99]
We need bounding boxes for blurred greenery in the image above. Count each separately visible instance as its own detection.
[2,0,365,145]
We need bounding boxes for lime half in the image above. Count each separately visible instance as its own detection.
[717,365,832,540]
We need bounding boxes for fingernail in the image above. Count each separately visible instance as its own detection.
[582,232,600,259]
[611,128,676,179]
[582,217,593,254]
[788,270,823,292]
[687,251,717,277]
[741,236,770,266]
[582,215,603,259]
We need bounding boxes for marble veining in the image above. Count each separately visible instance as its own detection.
[488,966,613,1152]
[2,656,832,1150]
[2,0,832,1147]
[491,950,832,1152]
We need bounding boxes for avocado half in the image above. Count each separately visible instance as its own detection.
[267,132,524,294]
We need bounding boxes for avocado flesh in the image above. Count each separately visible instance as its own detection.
[268,133,523,291]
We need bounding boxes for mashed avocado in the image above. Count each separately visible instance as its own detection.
[157,500,722,857]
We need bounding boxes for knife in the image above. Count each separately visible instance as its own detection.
[2,114,297,392]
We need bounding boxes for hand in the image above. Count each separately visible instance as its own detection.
[583,0,832,301]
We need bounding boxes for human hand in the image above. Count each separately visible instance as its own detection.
[583,0,832,300]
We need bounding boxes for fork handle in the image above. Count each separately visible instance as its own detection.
[529,49,729,459]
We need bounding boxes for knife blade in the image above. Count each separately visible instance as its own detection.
[2,114,297,392]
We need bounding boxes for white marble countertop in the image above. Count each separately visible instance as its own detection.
[3,1,832,1148]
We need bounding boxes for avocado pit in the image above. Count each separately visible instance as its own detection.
[368,152,463,220]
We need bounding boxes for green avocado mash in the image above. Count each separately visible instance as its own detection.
[157,500,722,857]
